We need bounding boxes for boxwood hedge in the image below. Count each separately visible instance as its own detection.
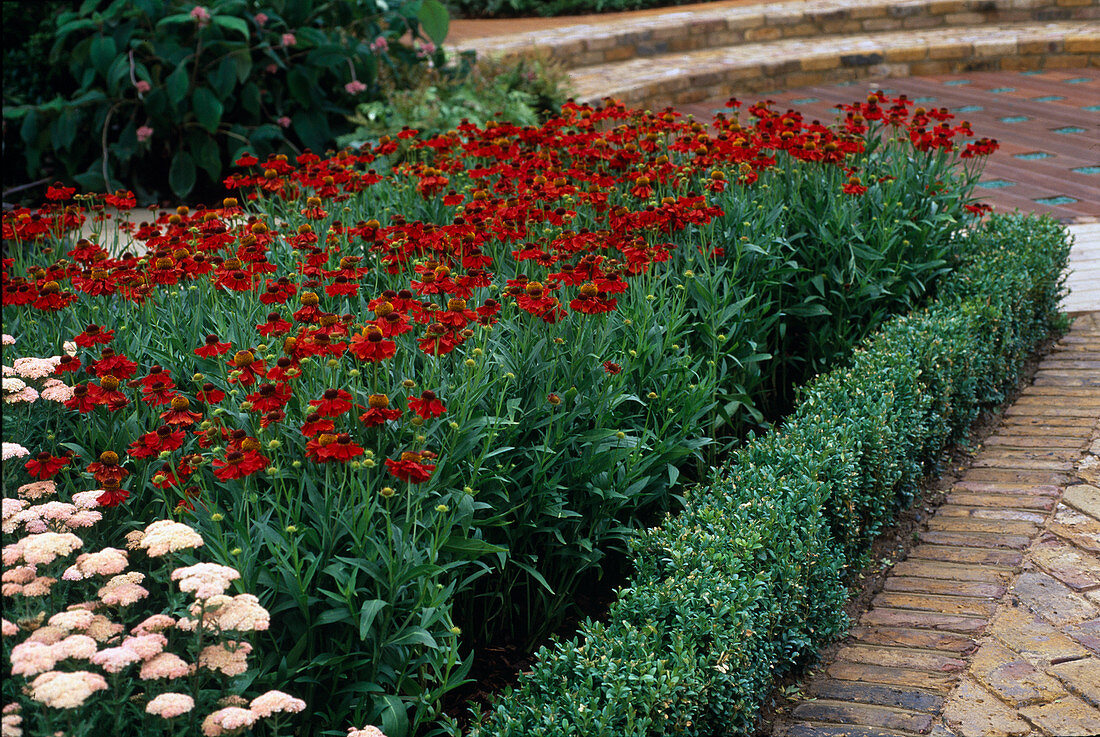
[465,213,1071,736]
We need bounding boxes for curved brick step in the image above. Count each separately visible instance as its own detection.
[566,21,1099,107]
[452,0,1098,71]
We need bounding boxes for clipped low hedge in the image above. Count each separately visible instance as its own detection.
[467,213,1071,736]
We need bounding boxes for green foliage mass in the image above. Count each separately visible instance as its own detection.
[469,213,1071,735]
[1,0,451,202]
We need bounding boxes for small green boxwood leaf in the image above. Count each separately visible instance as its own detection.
[168,150,196,197]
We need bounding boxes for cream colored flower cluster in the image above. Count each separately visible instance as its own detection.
[2,353,70,405]
[2,492,308,734]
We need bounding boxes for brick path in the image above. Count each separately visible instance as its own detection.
[773,312,1100,737]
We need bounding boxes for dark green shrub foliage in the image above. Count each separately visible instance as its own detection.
[2,0,450,200]
[469,213,1071,736]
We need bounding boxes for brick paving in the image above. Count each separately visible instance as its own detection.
[772,312,1100,737]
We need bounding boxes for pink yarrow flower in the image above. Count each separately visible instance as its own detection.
[137,126,154,144]
[250,690,306,718]
[30,670,107,708]
[345,80,367,95]
[139,651,191,680]
[202,706,257,735]
[254,12,268,26]
[2,442,30,461]
[190,6,211,25]
[135,80,151,94]
[370,36,388,53]
[171,563,239,600]
[147,692,195,719]
[348,727,388,737]
[281,33,296,47]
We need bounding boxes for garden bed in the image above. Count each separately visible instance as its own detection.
[4,93,1004,736]
[465,213,1072,736]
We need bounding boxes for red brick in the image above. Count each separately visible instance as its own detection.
[827,661,959,693]
[925,516,1039,537]
[984,435,1091,449]
[872,592,999,618]
[848,625,978,655]
[953,481,1061,496]
[944,492,1056,511]
[908,544,1023,566]
[917,530,1031,550]
[789,699,934,734]
[805,679,945,713]
[859,607,988,635]
[891,559,1011,583]
[883,575,1006,599]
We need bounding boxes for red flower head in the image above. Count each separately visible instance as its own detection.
[74,324,115,348]
[90,348,137,379]
[384,451,435,484]
[349,326,396,362]
[54,355,82,375]
[96,480,129,508]
[127,425,186,460]
[160,396,203,426]
[292,291,323,323]
[359,394,402,427]
[195,334,233,358]
[300,412,335,438]
[309,388,353,417]
[407,390,446,419]
[438,298,477,329]
[306,433,364,463]
[24,451,71,479]
[212,449,269,481]
[227,350,265,386]
[417,323,458,356]
[32,281,78,311]
[63,384,97,413]
[246,382,292,413]
[87,451,129,484]
[89,375,130,412]
[256,312,292,337]
[569,283,617,315]
[842,175,868,196]
[260,409,286,428]
[196,382,226,404]
[602,361,622,375]
[140,380,179,407]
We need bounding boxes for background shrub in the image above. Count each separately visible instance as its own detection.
[1,0,451,202]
